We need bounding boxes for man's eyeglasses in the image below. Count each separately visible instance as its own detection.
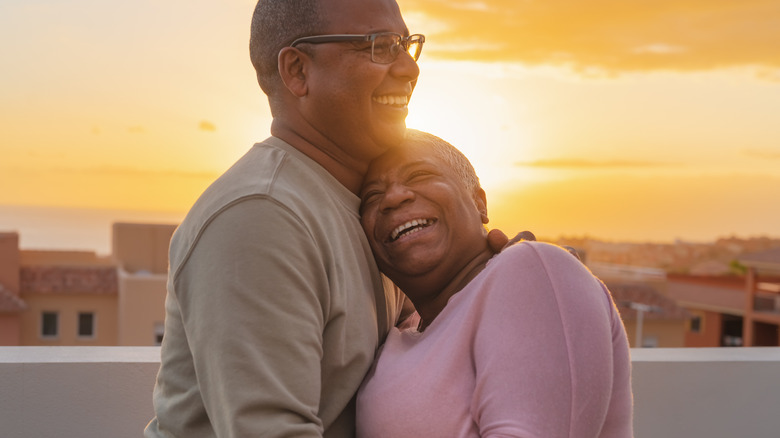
[290,32,425,64]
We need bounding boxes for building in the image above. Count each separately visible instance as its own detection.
[739,247,780,346]
[590,262,691,348]
[0,233,26,345]
[660,248,780,348]
[112,222,174,345]
[610,282,691,348]
[591,248,780,348]
[0,223,175,346]
[663,275,747,347]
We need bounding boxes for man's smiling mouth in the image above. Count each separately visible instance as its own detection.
[389,218,434,242]
[373,95,409,107]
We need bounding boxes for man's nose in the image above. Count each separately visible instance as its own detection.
[389,46,420,83]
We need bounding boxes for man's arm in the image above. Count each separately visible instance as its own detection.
[487,229,581,260]
[177,198,328,437]
[487,229,536,252]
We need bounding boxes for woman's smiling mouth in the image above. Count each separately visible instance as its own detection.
[389,218,435,242]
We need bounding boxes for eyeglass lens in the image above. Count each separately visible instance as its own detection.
[372,34,422,64]
[406,38,422,61]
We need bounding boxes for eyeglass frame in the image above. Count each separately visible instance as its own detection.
[289,32,425,64]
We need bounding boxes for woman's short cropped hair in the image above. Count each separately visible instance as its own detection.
[402,129,481,194]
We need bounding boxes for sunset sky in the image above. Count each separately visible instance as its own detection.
[2,0,780,246]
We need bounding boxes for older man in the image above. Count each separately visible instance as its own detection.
[144,0,423,436]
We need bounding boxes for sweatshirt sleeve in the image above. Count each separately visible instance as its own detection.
[471,242,633,438]
[173,197,329,437]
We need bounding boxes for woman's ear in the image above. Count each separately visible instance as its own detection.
[474,187,489,225]
[277,47,308,97]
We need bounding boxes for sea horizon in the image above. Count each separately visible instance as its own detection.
[0,204,186,256]
[4,202,780,259]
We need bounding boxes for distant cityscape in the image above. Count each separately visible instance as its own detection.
[2,222,780,349]
[553,235,780,276]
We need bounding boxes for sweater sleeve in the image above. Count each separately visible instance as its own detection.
[471,242,633,438]
[173,197,329,437]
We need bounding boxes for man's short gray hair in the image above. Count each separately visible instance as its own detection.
[249,0,322,97]
[403,129,481,194]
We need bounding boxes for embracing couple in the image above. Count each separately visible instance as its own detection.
[144,0,633,437]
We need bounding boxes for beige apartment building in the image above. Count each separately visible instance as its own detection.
[0,223,175,346]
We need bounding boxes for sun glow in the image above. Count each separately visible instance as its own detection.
[406,60,540,190]
[2,0,780,243]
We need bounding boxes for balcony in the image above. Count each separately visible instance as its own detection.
[1,347,779,437]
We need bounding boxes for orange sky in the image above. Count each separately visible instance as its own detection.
[2,0,780,243]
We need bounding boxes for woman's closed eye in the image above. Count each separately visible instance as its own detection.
[407,169,434,181]
[360,189,384,209]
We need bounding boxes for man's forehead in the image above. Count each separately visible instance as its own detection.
[317,0,406,32]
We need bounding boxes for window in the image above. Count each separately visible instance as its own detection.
[41,312,59,338]
[690,316,702,333]
[154,322,165,346]
[78,312,96,338]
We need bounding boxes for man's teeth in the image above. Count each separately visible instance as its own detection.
[391,219,430,241]
[373,95,408,106]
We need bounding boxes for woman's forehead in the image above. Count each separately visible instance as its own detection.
[367,146,440,179]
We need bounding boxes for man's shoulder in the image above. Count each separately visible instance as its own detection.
[185,139,344,221]
[175,141,291,239]
[169,138,358,268]
[212,138,322,200]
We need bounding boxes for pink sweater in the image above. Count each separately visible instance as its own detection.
[357,242,633,437]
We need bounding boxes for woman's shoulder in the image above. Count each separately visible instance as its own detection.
[485,241,601,291]
[492,240,582,269]
[478,241,610,313]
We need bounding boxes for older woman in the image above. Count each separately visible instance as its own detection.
[356,130,633,437]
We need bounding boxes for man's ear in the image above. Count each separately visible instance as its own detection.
[277,47,309,97]
[474,187,489,224]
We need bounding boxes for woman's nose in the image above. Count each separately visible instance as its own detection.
[380,184,414,212]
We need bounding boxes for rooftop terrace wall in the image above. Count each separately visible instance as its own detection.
[1,347,780,438]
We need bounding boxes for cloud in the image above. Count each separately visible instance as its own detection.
[127,126,144,133]
[47,165,220,179]
[400,0,780,73]
[743,148,780,160]
[630,44,687,55]
[755,68,780,82]
[199,120,217,132]
[514,158,675,169]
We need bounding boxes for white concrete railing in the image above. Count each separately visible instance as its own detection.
[1,347,780,438]
[630,347,780,438]
[1,347,159,438]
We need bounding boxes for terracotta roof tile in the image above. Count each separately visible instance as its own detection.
[20,266,118,294]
